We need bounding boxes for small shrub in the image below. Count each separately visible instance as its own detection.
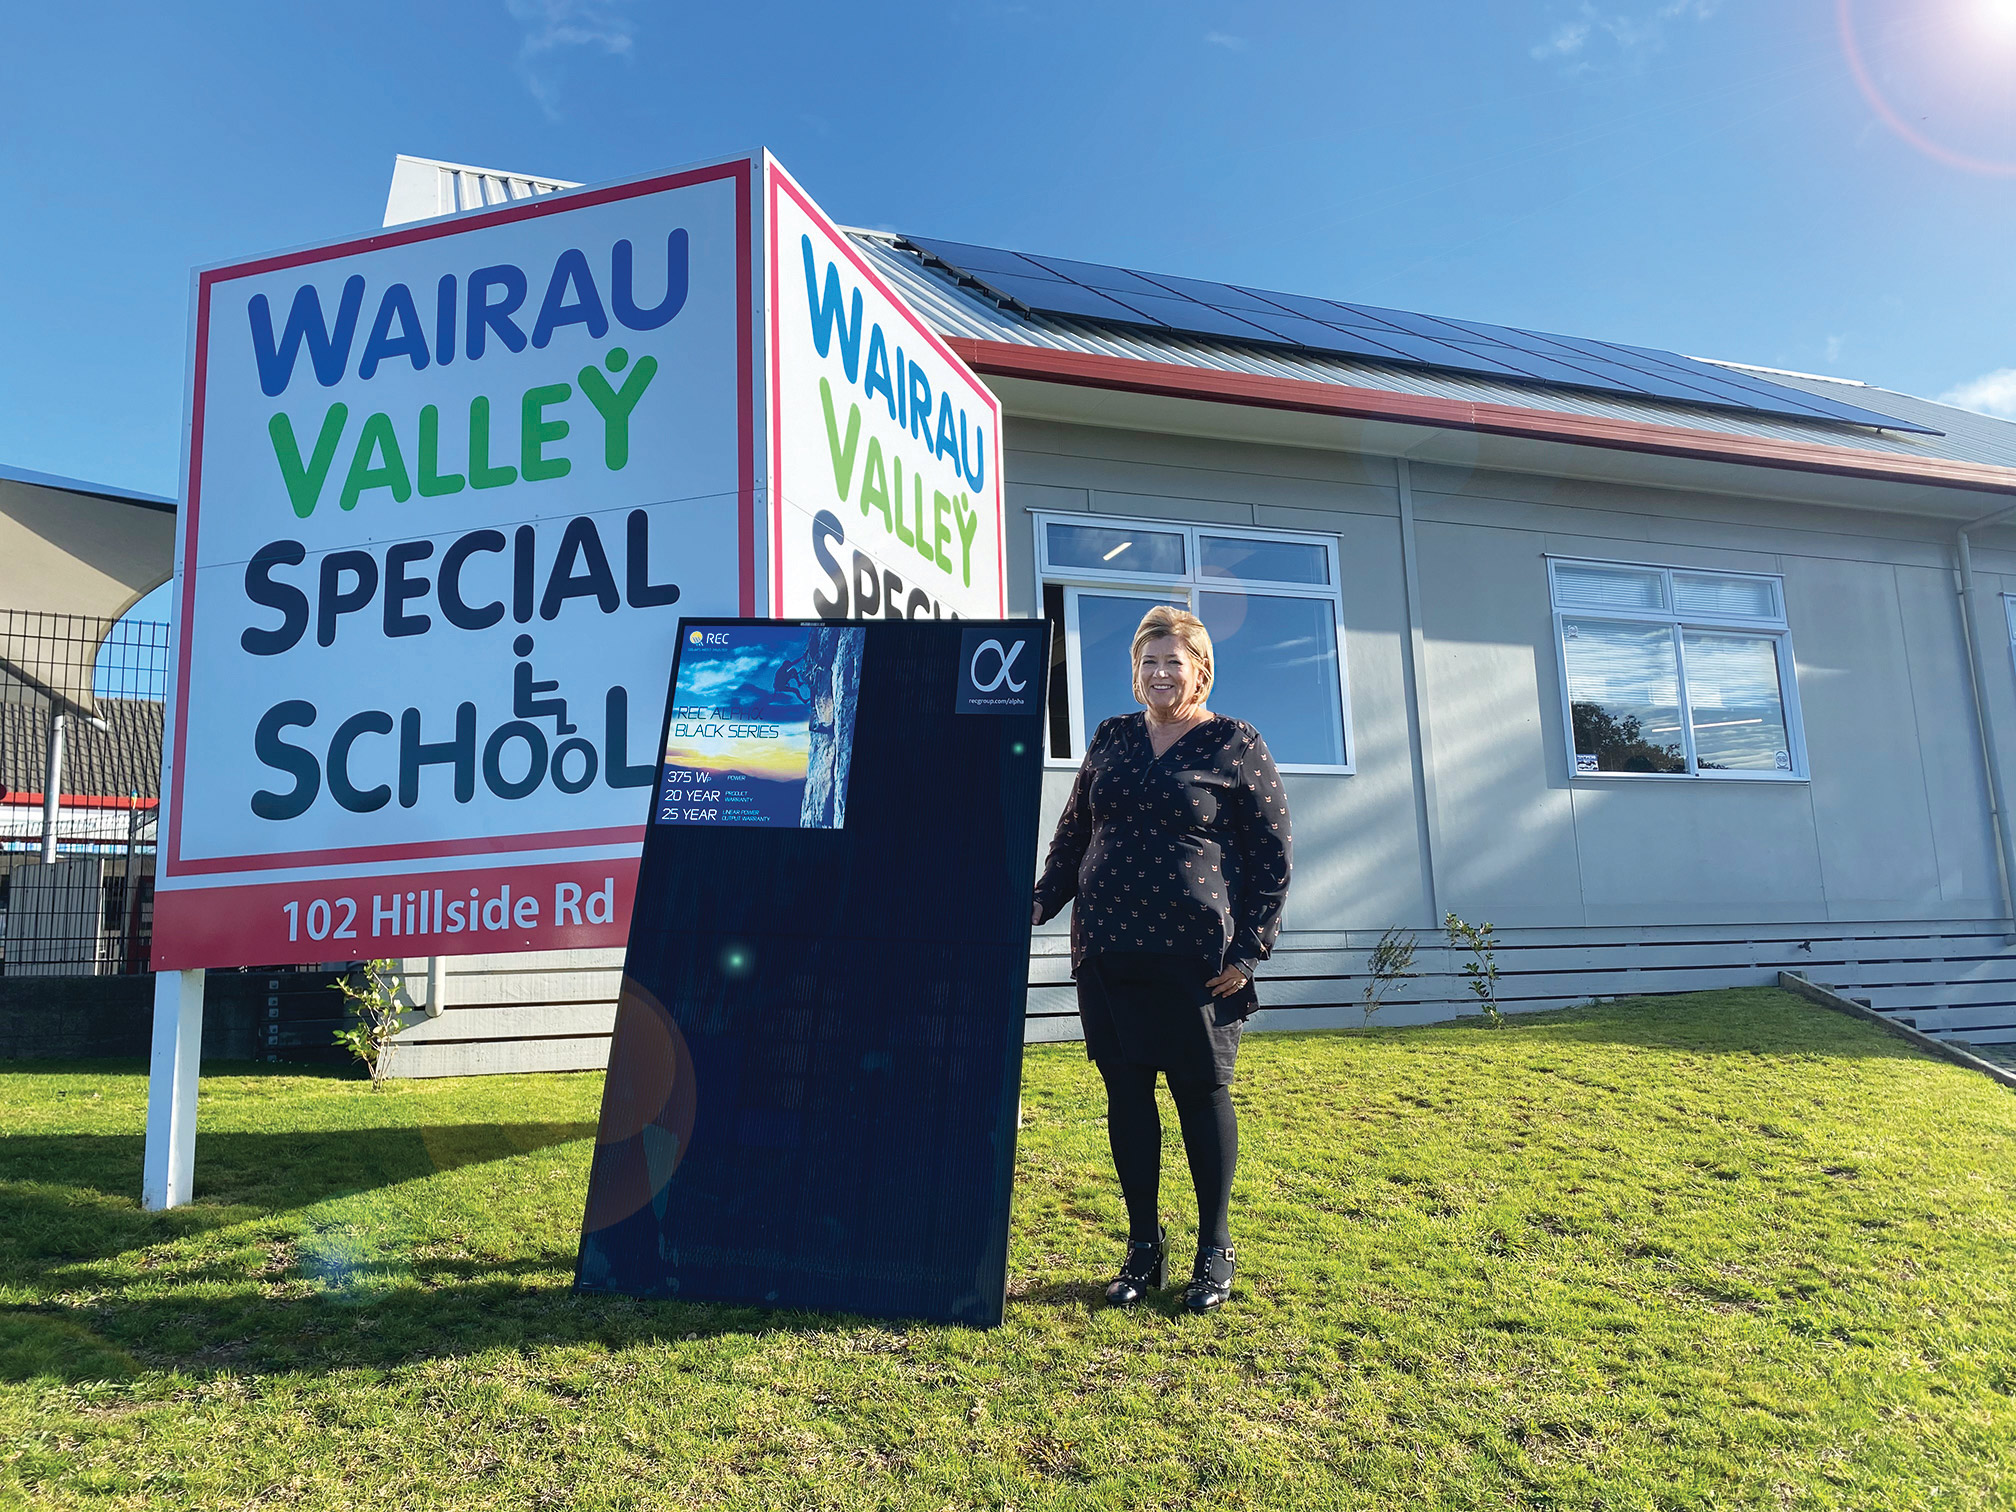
[1444,913,1505,1028]
[333,959,406,1089]
[1361,925,1419,1026]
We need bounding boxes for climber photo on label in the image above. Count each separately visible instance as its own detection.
[655,622,863,828]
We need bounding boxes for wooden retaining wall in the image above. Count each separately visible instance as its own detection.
[379,918,2016,1077]
[383,951,620,1077]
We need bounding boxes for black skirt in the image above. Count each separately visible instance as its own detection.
[1076,952,1246,1084]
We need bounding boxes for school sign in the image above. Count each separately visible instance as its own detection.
[154,153,1004,968]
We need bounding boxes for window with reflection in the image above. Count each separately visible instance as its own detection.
[1036,515,1351,772]
[1562,619,1686,774]
[1551,557,1803,780]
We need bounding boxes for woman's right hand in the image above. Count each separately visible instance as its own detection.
[1031,903,1043,925]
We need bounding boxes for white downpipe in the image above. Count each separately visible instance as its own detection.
[39,711,64,864]
[1394,459,1441,927]
[1954,505,2016,942]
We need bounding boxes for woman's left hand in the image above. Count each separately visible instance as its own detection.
[1205,966,1249,999]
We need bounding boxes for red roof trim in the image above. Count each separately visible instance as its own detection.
[1,793,158,810]
[949,340,2016,502]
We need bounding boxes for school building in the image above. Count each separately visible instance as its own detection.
[373,155,2016,1073]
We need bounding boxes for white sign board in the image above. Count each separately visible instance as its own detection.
[767,162,1004,624]
[156,152,1001,969]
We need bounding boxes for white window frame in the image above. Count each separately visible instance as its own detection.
[1034,512,1355,775]
[1547,553,1808,783]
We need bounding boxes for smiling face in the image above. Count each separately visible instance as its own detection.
[1135,634,1205,720]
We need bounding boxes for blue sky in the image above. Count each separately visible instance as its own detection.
[5,0,2015,510]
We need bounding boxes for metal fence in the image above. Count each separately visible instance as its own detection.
[0,610,167,974]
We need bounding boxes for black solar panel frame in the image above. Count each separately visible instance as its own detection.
[1136,271,1292,313]
[1362,330,1520,375]
[1103,292,1282,342]
[905,237,1062,283]
[897,235,1939,434]
[1592,347,1889,424]
[1239,286,1400,333]
[1330,303,1484,343]
[1517,335,1774,409]
[969,270,1159,325]
[1019,253,1175,298]
[1226,309,1420,362]
[1594,338,1904,422]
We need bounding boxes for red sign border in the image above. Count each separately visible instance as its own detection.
[167,156,757,883]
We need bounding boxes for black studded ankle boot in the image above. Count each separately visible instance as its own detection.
[1182,1244,1236,1312]
[1103,1229,1167,1307]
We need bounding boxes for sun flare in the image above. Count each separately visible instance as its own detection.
[1837,0,2016,175]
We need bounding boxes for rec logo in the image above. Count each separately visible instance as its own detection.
[956,626,1040,715]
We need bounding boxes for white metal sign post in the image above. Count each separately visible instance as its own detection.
[144,153,1003,1208]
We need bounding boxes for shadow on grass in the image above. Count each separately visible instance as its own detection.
[0,1262,864,1384]
[0,1118,878,1384]
[0,1121,598,1303]
[1,1122,595,1219]
[1009,1277,1105,1310]
[1009,1277,1226,1325]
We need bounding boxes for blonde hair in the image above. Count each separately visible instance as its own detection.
[1130,605,1214,709]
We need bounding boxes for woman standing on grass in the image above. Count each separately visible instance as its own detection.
[1032,605,1292,1312]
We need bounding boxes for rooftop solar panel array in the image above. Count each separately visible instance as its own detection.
[899,235,1937,436]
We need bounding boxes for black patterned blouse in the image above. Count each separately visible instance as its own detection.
[1034,713,1292,980]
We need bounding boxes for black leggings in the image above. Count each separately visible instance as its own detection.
[1097,1060,1238,1251]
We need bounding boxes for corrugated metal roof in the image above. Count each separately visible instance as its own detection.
[0,463,175,511]
[1698,364,2016,473]
[374,158,2016,473]
[896,233,1933,434]
[0,698,160,802]
[848,232,2016,472]
[383,155,580,227]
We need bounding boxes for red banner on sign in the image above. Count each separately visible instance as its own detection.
[150,858,639,969]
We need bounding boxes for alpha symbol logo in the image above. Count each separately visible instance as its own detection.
[969,638,1027,693]
[956,625,1040,715]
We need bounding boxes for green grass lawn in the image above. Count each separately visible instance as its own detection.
[3,987,2014,1510]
